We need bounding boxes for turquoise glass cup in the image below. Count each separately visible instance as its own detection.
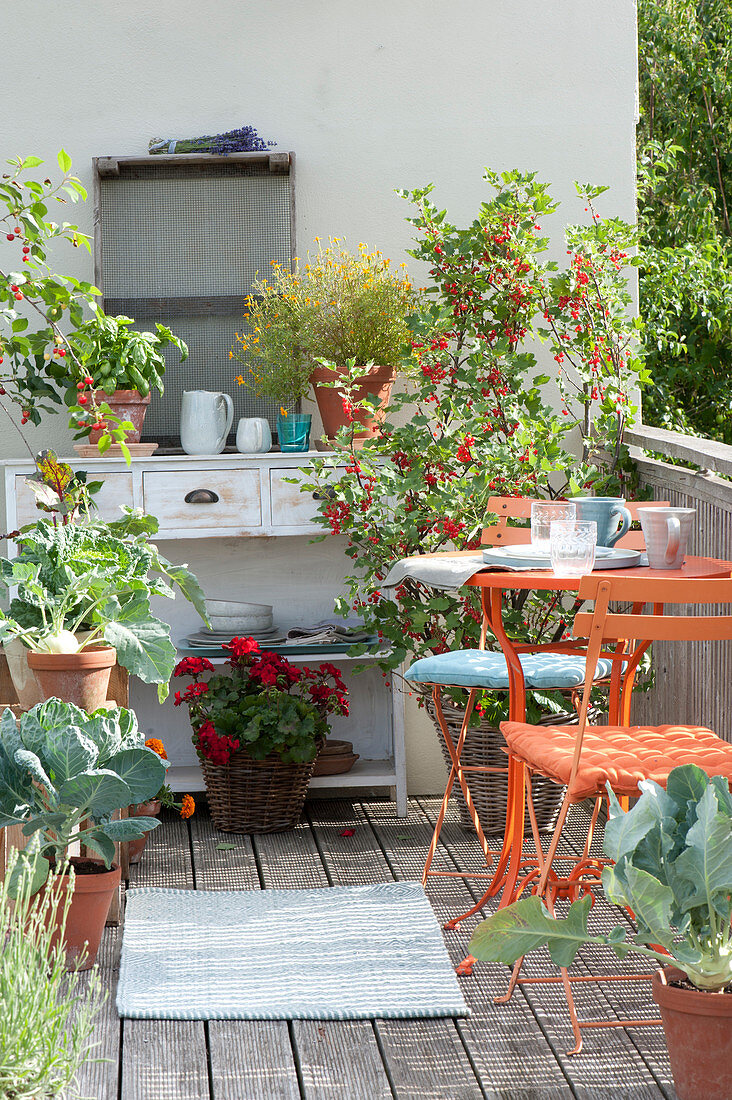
[277,412,312,453]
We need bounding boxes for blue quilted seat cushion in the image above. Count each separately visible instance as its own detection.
[404,649,615,690]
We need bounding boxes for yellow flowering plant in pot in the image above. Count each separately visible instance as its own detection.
[232,239,417,441]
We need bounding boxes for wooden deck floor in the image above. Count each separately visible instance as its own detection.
[76,798,678,1100]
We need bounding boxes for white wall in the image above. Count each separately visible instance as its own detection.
[0,0,638,794]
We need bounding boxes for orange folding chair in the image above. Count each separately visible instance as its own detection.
[493,573,732,1053]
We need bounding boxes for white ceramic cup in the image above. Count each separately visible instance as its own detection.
[639,507,696,569]
[236,417,272,454]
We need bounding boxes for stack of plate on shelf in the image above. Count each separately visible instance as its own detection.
[183,600,286,650]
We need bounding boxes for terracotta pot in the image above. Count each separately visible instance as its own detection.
[2,636,44,709]
[27,646,117,712]
[652,966,732,1100]
[89,388,151,444]
[127,799,162,865]
[41,858,121,970]
[310,363,396,441]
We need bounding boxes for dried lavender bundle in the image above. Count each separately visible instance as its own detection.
[149,126,275,156]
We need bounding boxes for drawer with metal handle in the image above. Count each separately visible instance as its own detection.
[142,469,262,530]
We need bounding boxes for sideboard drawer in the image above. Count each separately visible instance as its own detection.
[14,472,133,528]
[142,469,262,530]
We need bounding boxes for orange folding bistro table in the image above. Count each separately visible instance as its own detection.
[421,551,732,961]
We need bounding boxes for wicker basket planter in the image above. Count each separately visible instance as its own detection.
[426,697,567,835]
[201,749,318,834]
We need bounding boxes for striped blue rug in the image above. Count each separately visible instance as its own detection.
[116,882,469,1020]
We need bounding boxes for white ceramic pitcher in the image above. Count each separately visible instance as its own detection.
[236,416,272,454]
[180,391,234,455]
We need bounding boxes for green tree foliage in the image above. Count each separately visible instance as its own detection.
[638,0,732,441]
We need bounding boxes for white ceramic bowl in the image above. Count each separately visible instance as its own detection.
[208,614,274,633]
[205,600,273,617]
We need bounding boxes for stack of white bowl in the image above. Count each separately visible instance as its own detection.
[190,600,284,644]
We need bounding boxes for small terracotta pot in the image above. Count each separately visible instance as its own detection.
[310,364,396,440]
[652,966,732,1100]
[27,646,116,712]
[127,799,162,865]
[89,388,151,444]
[41,858,121,970]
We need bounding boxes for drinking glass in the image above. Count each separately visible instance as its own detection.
[530,501,576,552]
[277,412,312,452]
[549,520,597,576]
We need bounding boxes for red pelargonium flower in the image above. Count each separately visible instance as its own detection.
[224,636,261,659]
[174,655,215,677]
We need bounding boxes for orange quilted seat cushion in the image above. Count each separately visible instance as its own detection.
[499,722,732,802]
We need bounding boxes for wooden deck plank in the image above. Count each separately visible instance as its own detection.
[128,809,194,890]
[293,1019,393,1100]
[308,799,486,1100]
[416,796,673,1099]
[362,798,578,1099]
[120,1020,210,1100]
[189,811,301,1100]
[189,811,260,890]
[255,804,399,1099]
[209,1020,301,1100]
[72,926,120,1100]
[253,816,331,888]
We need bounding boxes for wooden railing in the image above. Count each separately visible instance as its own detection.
[624,424,732,741]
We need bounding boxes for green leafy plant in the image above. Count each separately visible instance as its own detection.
[0,151,145,454]
[18,449,102,527]
[232,238,417,407]
[0,699,166,886]
[0,512,206,701]
[173,642,348,765]
[0,847,106,1099]
[469,764,732,993]
[296,170,646,720]
[57,310,187,399]
[637,0,732,442]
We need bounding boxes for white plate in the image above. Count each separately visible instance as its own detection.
[482,546,642,571]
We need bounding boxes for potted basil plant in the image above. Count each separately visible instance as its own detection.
[2,699,166,968]
[0,512,206,708]
[469,764,732,1100]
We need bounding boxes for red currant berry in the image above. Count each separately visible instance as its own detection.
[76,381,85,390]
[10,285,18,292]
[84,376,94,386]
[57,349,65,357]
[14,294,23,301]
[5,234,13,242]
[78,395,88,405]
[0,387,5,395]
[22,246,29,254]
[13,227,21,235]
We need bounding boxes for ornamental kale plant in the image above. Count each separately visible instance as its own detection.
[469,765,732,993]
[0,700,166,884]
[173,641,348,765]
[297,169,646,721]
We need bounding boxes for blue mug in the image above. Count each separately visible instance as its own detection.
[571,496,631,548]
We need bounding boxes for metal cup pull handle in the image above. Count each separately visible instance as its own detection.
[184,489,220,504]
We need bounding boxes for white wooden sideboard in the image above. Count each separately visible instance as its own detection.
[1,453,407,816]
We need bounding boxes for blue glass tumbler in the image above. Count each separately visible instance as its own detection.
[277,412,312,452]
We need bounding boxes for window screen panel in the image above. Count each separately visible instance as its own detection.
[96,157,293,441]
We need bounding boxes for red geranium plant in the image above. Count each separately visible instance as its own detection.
[173,640,348,766]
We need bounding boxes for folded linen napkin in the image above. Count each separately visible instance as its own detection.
[381,551,535,593]
[284,619,372,644]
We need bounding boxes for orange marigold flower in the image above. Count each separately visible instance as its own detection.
[180,794,195,819]
[145,737,168,760]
